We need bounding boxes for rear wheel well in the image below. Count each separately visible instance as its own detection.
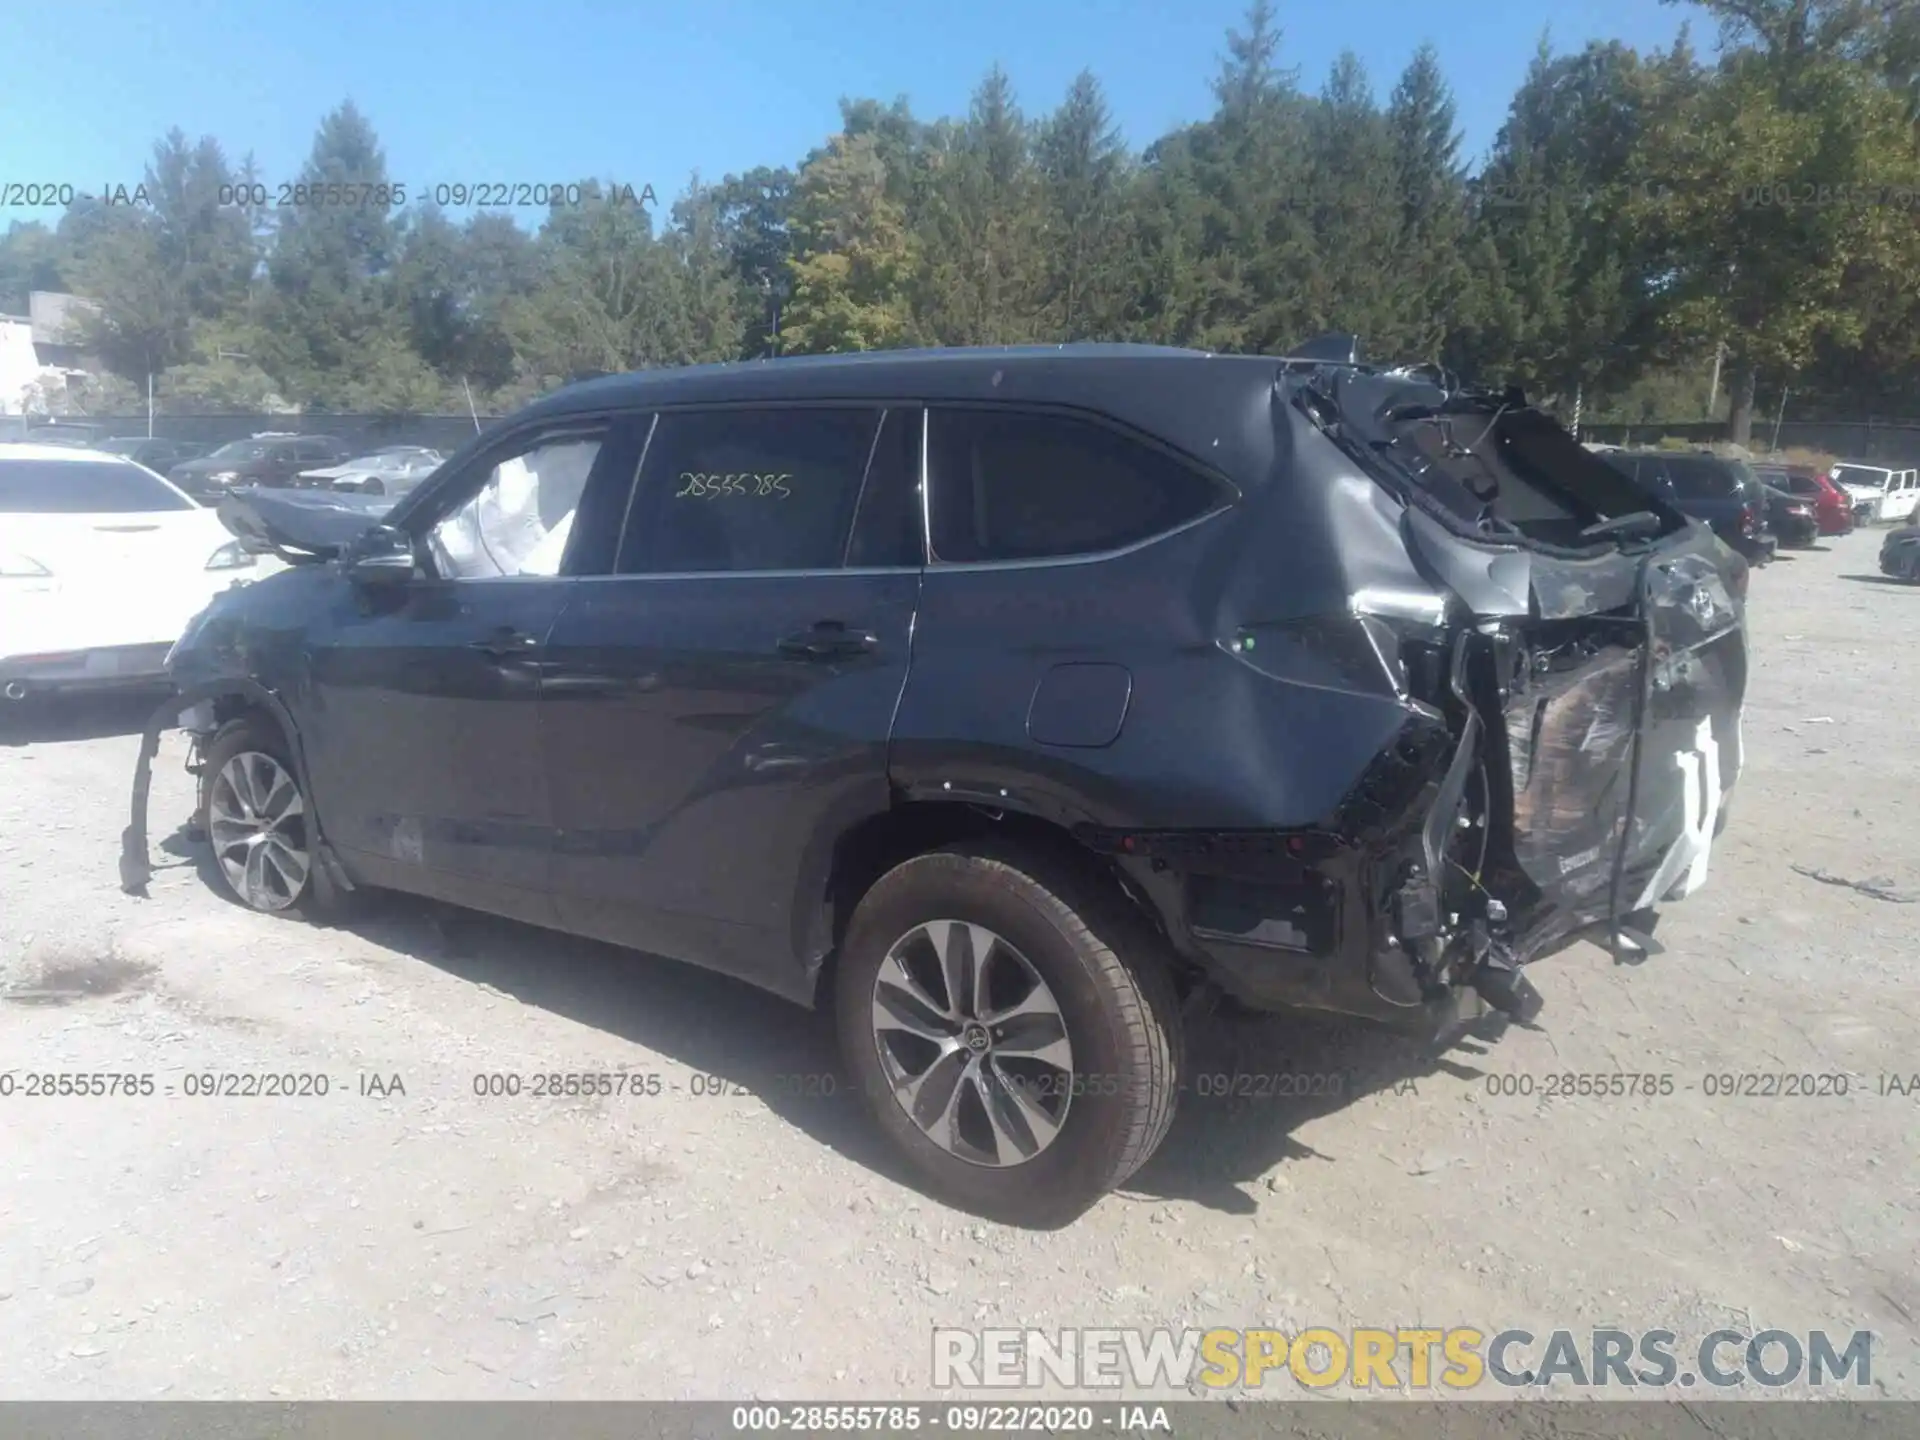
[816,801,1187,1006]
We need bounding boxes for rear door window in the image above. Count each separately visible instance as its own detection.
[926,407,1223,563]
[616,407,883,575]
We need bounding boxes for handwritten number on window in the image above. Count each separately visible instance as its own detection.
[673,472,792,499]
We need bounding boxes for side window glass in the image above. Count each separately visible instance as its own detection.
[617,408,881,575]
[926,409,1223,564]
[428,431,605,580]
[844,407,925,568]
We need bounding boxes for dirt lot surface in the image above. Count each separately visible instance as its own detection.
[2,537,1916,1404]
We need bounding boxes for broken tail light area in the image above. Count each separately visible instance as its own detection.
[1083,613,1527,1034]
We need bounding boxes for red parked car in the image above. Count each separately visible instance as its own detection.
[1755,463,1855,536]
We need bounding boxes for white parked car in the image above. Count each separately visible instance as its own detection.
[1831,461,1919,524]
[298,445,445,497]
[0,445,263,700]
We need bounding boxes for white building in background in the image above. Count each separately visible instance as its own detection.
[0,291,103,414]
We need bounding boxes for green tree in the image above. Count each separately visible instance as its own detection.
[1386,43,1472,359]
[917,67,1048,345]
[782,132,918,353]
[143,130,256,322]
[502,184,678,383]
[1298,53,1406,346]
[1635,31,1919,439]
[69,214,187,384]
[255,101,405,407]
[1035,70,1135,339]
[662,180,750,366]
[1185,0,1320,352]
[706,166,795,355]
[0,222,69,314]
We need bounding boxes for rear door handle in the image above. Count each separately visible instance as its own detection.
[469,628,539,660]
[777,621,877,661]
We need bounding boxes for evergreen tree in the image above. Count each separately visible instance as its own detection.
[917,67,1048,345]
[1386,44,1471,359]
[255,102,405,407]
[1300,53,1405,347]
[1035,71,1133,339]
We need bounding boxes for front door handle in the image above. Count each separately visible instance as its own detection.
[777,621,877,661]
[469,628,539,660]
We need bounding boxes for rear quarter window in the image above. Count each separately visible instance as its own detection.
[926,408,1224,564]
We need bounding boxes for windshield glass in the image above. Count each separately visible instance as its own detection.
[0,459,196,513]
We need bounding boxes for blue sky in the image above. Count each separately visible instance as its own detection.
[1,0,1712,227]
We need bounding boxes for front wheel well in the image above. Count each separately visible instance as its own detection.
[814,801,1187,1007]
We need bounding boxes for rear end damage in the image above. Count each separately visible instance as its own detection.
[1087,359,1749,1036]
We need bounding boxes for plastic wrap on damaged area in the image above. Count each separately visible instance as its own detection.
[1503,639,1640,911]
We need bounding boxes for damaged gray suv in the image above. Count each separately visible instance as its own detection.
[123,340,1749,1225]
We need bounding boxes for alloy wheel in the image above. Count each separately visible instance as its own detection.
[208,751,312,911]
[869,919,1076,1167]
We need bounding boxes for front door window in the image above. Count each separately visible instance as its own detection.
[429,434,604,579]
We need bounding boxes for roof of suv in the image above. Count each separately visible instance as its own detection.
[523,345,1290,483]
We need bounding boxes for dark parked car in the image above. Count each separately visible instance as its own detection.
[1881,517,1920,582]
[1759,482,1818,548]
[1754,462,1853,537]
[126,343,1749,1224]
[168,435,349,502]
[96,436,211,471]
[1603,449,1776,565]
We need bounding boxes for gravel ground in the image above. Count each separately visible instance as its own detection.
[1,535,1916,1403]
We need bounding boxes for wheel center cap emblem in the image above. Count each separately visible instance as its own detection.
[962,1023,991,1054]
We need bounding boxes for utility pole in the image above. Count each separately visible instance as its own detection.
[1771,385,1790,453]
[1707,340,1725,418]
[1572,383,1583,441]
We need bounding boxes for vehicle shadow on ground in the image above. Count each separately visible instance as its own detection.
[0,690,168,748]
[188,857,1506,1222]
[328,889,921,1192]
[1120,1005,1504,1214]
[1839,574,1915,587]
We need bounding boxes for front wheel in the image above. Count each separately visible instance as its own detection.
[360,478,384,496]
[198,717,353,921]
[835,843,1184,1227]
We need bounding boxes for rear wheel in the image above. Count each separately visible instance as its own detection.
[835,842,1183,1227]
[361,478,384,496]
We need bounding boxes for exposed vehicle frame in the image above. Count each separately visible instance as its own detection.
[119,341,1749,1222]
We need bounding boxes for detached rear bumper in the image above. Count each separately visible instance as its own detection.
[1,643,175,698]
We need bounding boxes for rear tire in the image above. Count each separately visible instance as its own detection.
[198,716,355,922]
[835,841,1183,1227]
[361,478,384,496]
